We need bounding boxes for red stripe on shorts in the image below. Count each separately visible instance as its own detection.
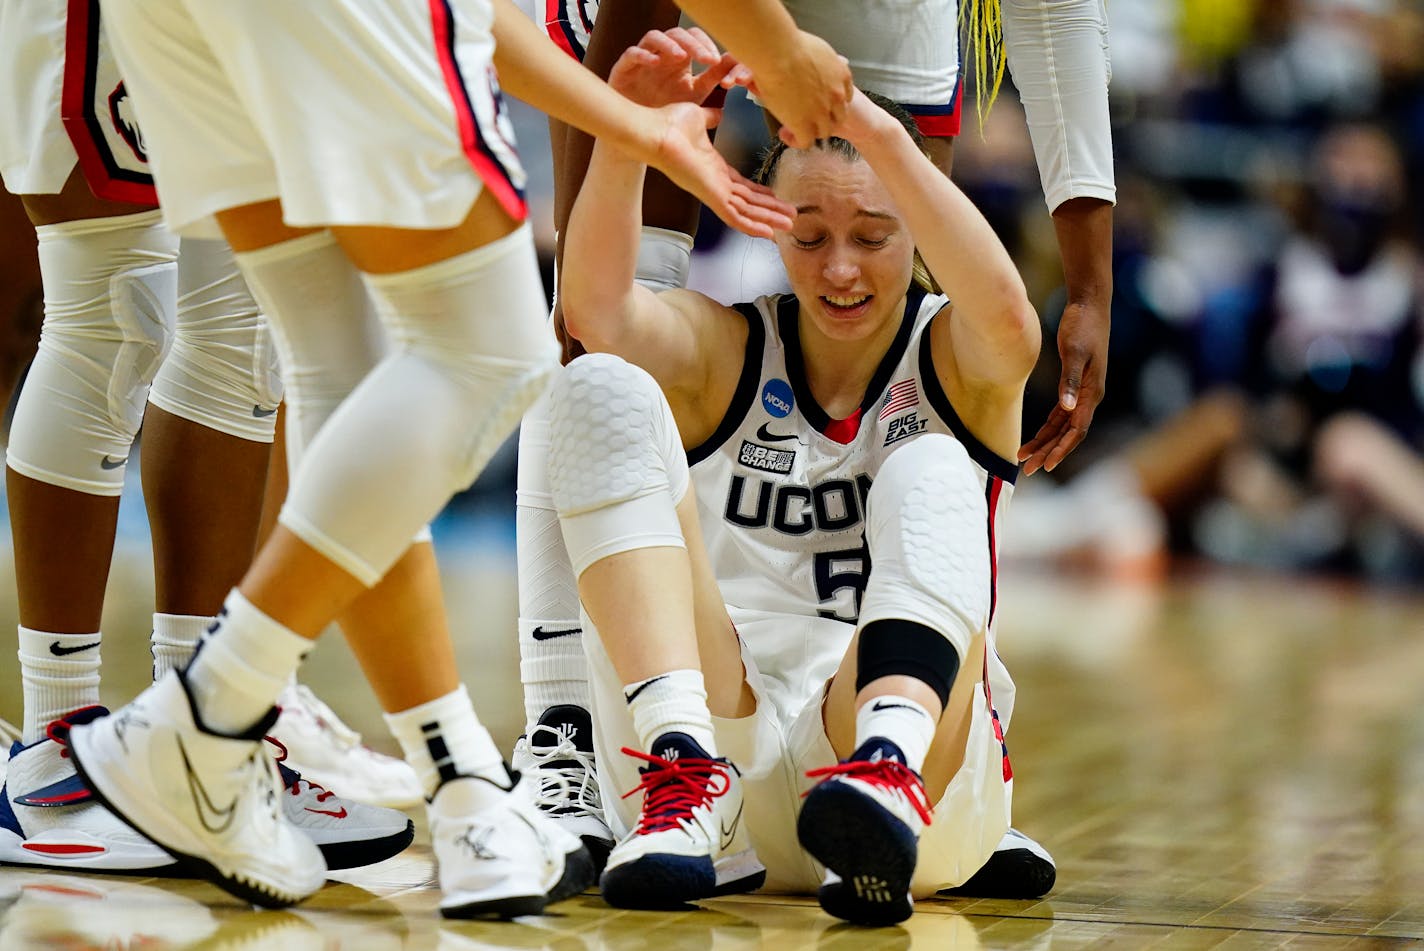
[60,0,156,204]
[429,0,526,222]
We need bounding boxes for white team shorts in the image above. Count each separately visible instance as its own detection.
[512,0,599,62]
[99,0,527,240]
[0,0,154,201]
[586,607,1015,896]
[782,0,962,134]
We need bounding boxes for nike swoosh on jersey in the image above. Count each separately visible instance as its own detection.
[50,640,101,656]
[252,405,278,418]
[754,423,797,443]
[100,455,128,470]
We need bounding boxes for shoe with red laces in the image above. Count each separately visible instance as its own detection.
[599,733,764,909]
[0,707,176,872]
[265,736,414,871]
[797,738,933,925]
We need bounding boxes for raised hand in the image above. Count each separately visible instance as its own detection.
[641,100,793,238]
[608,27,737,107]
[756,32,853,148]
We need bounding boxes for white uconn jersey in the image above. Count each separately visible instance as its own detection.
[688,289,1020,624]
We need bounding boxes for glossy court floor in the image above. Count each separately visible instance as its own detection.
[2,521,1423,949]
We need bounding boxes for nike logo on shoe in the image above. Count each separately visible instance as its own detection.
[49,640,100,656]
[531,625,582,641]
[754,423,797,443]
[100,455,128,470]
[304,806,347,819]
[719,800,743,850]
[178,735,239,834]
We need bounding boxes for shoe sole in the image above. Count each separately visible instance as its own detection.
[600,853,717,909]
[797,781,916,926]
[546,844,596,905]
[68,730,313,909]
[315,820,415,871]
[939,846,1056,899]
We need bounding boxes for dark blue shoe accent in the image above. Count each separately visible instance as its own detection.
[0,782,22,837]
[14,772,93,808]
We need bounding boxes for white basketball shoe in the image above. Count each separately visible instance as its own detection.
[797,738,933,926]
[0,706,176,873]
[429,767,594,919]
[265,736,414,870]
[510,704,614,873]
[273,684,423,809]
[67,670,326,907]
[599,733,765,909]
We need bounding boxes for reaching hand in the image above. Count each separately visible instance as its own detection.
[608,27,737,108]
[1018,297,1109,474]
[756,32,853,148]
[641,100,794,238]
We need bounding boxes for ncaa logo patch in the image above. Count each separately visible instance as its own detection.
[762,379,794,418]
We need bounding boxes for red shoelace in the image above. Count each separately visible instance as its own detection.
[619,747,731,835]
[43,705,107,760]
[264,735,336,803]
[804,759,935,826]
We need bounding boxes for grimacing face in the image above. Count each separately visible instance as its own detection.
[770,149,916,345]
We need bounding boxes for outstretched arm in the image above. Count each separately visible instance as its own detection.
[490,0,790,239]
[1003,0,1115,472]
[558,31,748,404]
[836,92,1039,393]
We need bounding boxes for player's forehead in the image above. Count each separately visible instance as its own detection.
[776,150,896,221]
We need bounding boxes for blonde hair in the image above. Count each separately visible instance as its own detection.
[962,0,1007,135]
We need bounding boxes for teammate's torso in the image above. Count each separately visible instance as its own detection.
[688,290,1018,623]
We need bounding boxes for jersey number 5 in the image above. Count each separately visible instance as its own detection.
[814,537,870,623]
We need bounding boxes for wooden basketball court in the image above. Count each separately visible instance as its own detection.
[3,539,1423,948]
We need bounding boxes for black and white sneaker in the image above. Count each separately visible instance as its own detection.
[511,705,614,875]
[798,738,932,926]
[940,827,1056,899]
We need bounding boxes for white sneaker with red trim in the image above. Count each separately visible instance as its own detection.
[797,737,932,926]
[0,707,176,872]
[599,732,764,909]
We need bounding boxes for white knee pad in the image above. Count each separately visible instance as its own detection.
[6,211,178,495]
[546,353,689,577]
[148,238,283,443]
[859,435,990,660]
[279,223,558,585]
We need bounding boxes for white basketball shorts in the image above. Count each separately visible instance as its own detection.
[99,0,527,239]
[0,0,155,201]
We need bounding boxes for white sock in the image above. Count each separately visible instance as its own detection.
[515,390,592,731]
[623,669,716,756]
[150,613,211,680]
[384,684,506,798]
[18,627,101,743]
[855,695,937,774]
[184,589,313,734]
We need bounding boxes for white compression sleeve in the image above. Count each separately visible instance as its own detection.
[1003,0,1116,212]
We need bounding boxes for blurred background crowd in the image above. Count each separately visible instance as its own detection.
[3,0,1422,585]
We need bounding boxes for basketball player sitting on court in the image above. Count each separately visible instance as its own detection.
[546,33,1038,925]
